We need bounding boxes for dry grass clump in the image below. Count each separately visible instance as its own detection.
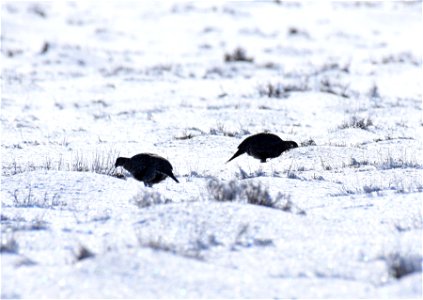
[206,178,242,202]
[287,26,310,38]
[209,123,250,138]
[339,116,373,130]
[235,167,267,180]
[131,189,171,208]
[137,235,206,261]
[174,131,195,140]
[371,51,421,66]
[319,77,354,98]
[244,182,276,207]
[301,138,317,146]
[12,186,65,208]
[72,150,118,176]
[206,177,305,214]
[345,155,422,171]
[257,80,309,98]
[4,149,120,177]
[377,156,422,170]
[224,47,254,63]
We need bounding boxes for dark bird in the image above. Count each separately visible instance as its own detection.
[115,153,179,187]
[227,132,298,163]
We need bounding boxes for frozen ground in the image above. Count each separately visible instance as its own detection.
[1,1,422,298]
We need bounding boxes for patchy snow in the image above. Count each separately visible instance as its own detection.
[1,1,422,299]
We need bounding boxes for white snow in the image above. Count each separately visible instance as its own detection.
[1,1,422,299]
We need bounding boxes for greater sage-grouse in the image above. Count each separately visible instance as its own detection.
[115,153,179,187]
[227,132,298,163]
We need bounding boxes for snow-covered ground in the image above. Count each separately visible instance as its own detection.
[1,1,422,298]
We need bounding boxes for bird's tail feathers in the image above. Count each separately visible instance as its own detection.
[161,170,179,183]
[169,173,179,183]
[226,149,245,163]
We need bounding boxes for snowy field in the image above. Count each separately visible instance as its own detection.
[1,1,422,298]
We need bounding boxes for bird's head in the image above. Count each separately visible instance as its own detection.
[115,157,128,168]
[288,141,299,149]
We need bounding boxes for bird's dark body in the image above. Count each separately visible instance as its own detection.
[115,153,179,187]
[227,133,298,163]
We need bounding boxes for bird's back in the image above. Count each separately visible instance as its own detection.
[131,153,173,171]
[239,133,282,150]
